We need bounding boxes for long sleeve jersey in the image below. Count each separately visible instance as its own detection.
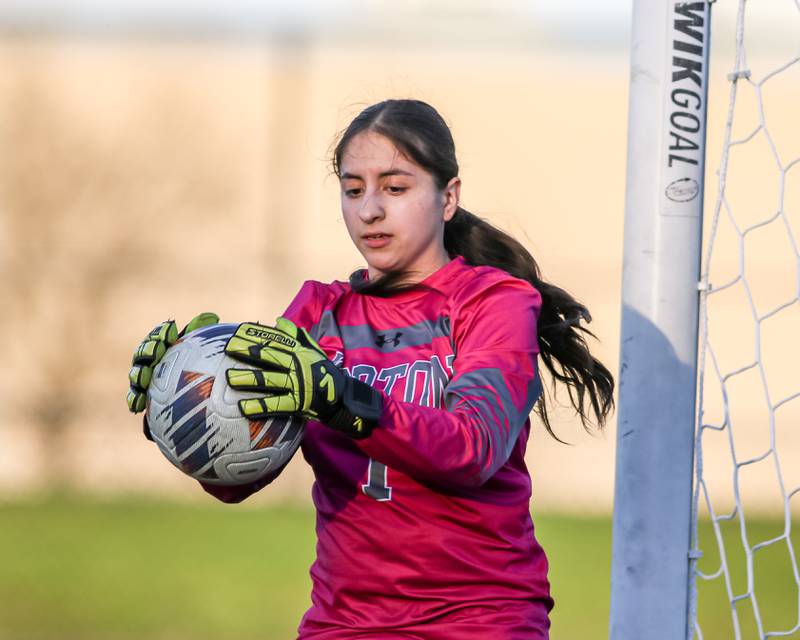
[203,255,552,639]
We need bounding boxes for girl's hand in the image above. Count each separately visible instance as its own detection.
[224,318,382,439]
[126,312,219,413]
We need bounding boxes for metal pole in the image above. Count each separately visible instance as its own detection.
[610,1,712,638]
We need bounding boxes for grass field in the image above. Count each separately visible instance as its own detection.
[0,495,796,639]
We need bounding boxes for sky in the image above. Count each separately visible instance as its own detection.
[0,1,795,55]
[0,0,634,48]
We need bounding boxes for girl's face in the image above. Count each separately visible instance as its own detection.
[339,131,461,282]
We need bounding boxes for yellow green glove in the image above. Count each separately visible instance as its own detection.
[224,318,382,439]
[126,312,219,414]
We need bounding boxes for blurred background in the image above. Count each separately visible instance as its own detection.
[0,1,796,638]
[0,0,633,508]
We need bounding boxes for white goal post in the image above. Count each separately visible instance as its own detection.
[611,0,712,637]
[613,0,800,637]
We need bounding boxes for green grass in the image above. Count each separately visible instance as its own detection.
[0,495,316,640]
[0,495,796,639]
[692,515,800,639]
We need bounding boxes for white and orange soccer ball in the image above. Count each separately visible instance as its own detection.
[146,323,305,486]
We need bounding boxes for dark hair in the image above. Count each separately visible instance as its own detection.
[331,99,614,439]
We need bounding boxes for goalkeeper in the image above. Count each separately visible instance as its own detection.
[128,99,614,639]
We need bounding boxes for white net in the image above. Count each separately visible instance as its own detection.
[690,0,800,638]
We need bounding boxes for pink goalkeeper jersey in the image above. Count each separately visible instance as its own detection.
[204,255,552,639]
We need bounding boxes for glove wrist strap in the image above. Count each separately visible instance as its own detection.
[324,377,382,439]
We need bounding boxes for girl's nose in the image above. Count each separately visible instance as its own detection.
[358,192,385,223]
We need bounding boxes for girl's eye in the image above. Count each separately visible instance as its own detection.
[387,186,407,194]
[344,188,362,197]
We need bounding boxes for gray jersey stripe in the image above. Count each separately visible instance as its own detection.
[310,310,451,354]
[444,366,543,462]
[308,309,340,344]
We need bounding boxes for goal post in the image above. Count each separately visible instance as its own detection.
[610,1,712,638]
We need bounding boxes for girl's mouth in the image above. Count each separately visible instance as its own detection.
[363,234,392,248]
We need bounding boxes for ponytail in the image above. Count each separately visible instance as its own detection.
[444,207,615,439]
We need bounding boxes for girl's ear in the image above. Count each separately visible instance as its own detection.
[442,177,461,222]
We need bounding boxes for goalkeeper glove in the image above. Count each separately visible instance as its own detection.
[126,312,220,414]
[224,318,382,439]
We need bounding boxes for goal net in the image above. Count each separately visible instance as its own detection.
[690,0,800,637]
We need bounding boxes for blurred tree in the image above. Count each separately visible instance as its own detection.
[264,32,310,281]
[0,59,237,487]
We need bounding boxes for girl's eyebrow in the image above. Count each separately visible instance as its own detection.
[340,169,415,180]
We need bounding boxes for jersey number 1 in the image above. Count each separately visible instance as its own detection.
[362,459,392,501]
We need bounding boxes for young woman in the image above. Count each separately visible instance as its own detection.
[128,99,614,639]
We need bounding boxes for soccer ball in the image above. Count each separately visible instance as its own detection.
[146,323,305,486]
